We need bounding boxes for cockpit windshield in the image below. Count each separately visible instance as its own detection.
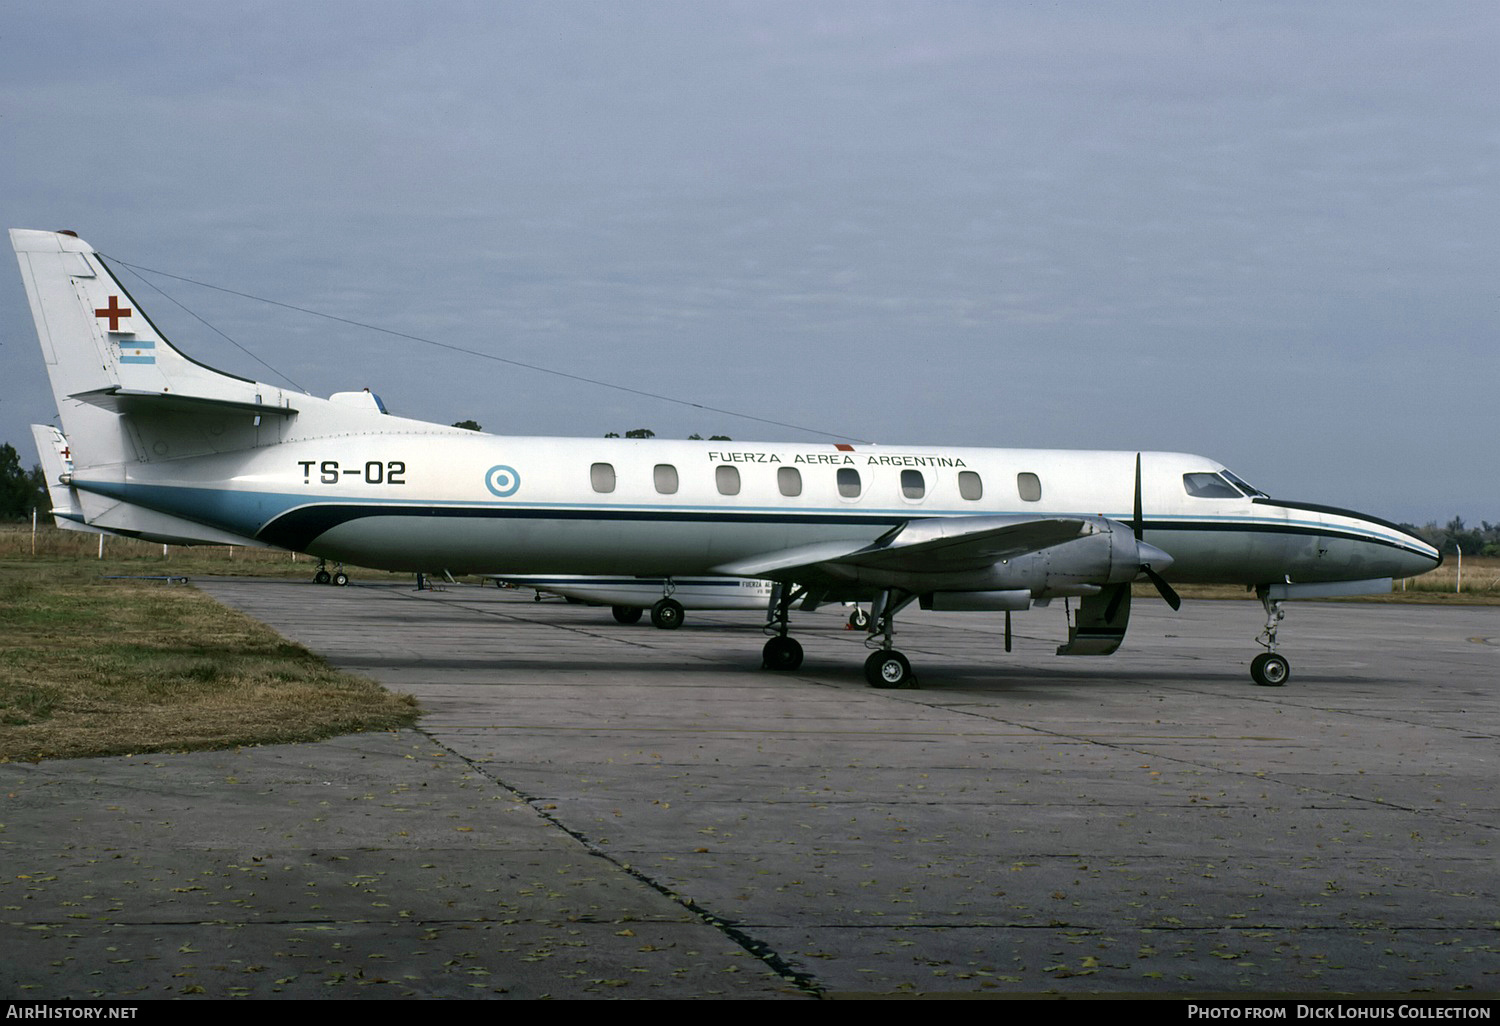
[1183,470,1267,499]
[1221,470,1267,498]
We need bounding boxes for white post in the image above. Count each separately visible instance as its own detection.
[98,533,104,559]
[1455,543,1462,594]
[32,507,37,555]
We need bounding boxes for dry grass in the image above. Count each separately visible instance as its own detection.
[0,523,414,580]
[0,540,419,762]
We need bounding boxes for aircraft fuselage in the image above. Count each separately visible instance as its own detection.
[71,428,1437,587]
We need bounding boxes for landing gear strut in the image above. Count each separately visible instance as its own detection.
[863,589,918,689]
[1251,588,1291,687]
[650,578,684,629]
[761,583,805,671]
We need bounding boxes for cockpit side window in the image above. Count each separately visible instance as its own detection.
[1183,472,1242,499]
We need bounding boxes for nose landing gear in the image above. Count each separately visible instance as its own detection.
[1251,589,1291,686]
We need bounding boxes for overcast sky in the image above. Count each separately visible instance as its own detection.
[2,2,1495,524]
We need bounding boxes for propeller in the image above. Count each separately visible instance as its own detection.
[1133,453,1182,611]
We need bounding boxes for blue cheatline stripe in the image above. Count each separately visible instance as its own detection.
[68,479,1433,561]
[119,356,156,364]
[117,339,156,348]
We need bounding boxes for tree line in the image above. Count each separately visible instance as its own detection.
[602,428,731,440]
[1400,518,1500,558]
[0,443,47,519]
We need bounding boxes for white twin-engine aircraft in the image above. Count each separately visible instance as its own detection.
[13,228,1440,688]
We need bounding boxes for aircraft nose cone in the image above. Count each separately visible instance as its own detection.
[1136,540,1175,573]
[1355,515,1441,580]
[1392,536,1442,579]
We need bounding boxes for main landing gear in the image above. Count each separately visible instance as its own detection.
[608,580,685,629]
[1251,588,1291,687]
[650,598,685,630]
[761,583,806,671]
[759,585,919,689]
[312,559,349,586]
[862,589,918,689]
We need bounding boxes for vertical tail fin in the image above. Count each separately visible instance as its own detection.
[10,229,296,468]
[11,229,262,404]
[28,423,102,534]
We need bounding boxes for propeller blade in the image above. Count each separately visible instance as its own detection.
[1142,565,1182,611]
[1133,452,1143,541]
[1132,454,1181,610]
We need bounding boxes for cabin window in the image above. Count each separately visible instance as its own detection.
[715,465,741,496]
[778,466,802,497]
[1183,472,1241,499]
[653,464,678,495]
[1017,472,1042,502]
[837,467,862,498]
[958,471,983,501]
[900,469,926,500]
[590,462,616,494]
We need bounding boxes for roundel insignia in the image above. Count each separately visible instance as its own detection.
[484,464,520,497]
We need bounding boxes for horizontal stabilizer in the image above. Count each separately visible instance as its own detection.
[70,387,299,418]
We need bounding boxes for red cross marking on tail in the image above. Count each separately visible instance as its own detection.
[95,295,132,332]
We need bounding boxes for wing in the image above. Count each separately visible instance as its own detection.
[712,514,1099,586]
[715,512,1175,659]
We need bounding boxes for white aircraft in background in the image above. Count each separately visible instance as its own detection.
[31,423,102,538]
[494,575,776,628]
[12,228,1440,688]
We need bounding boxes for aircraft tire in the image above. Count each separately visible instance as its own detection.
[847,607,869,629]
[612,605,644,625]
[762,636,803,671]
[651,598,685,630]
[1250,652,1290,687]
[865,650,913,689]
[314,570,331,585]
[333,572,349,587]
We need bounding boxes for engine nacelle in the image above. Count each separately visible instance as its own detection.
[1007,516,1145,597]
